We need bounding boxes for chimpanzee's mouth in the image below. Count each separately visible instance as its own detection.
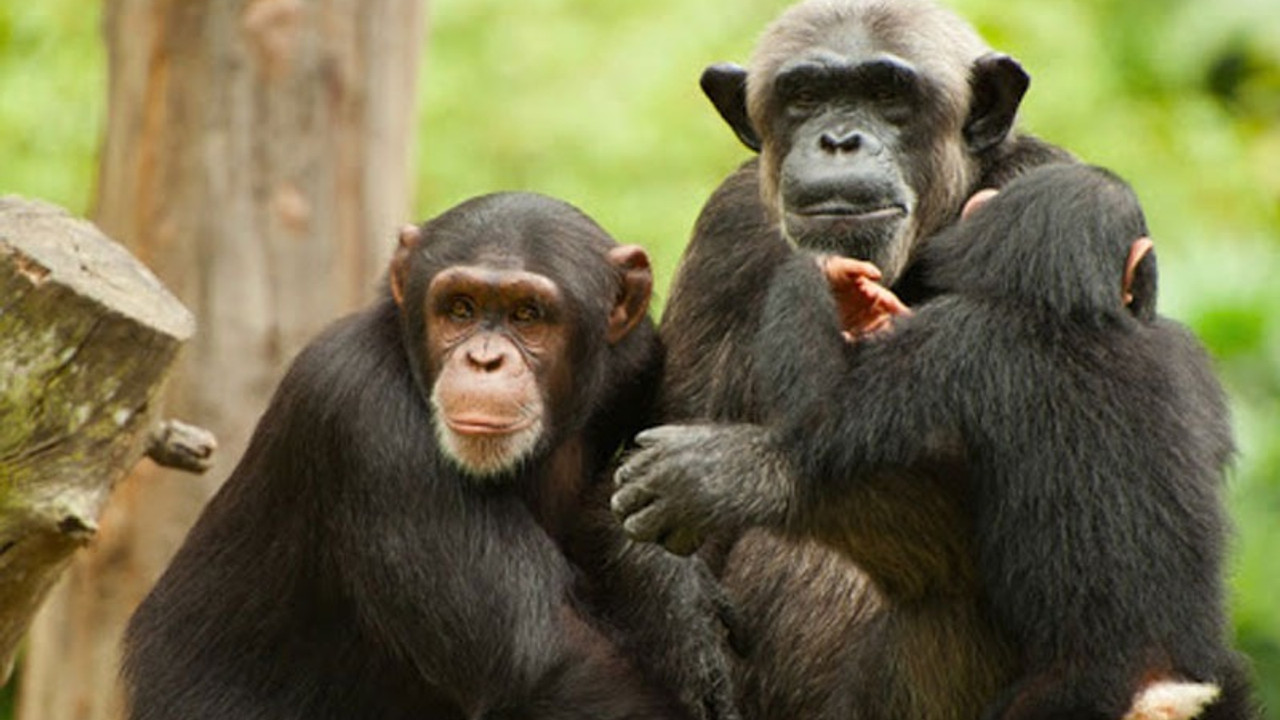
[795,202,907,223]
[445,415,537,437]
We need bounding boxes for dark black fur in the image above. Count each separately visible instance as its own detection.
[757,164,1253,719]
[123,193,738,720]
[615,167,1256,718]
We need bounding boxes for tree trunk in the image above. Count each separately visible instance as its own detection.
[15,1,426,718]
[0,197,206,685]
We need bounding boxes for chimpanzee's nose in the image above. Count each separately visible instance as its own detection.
[820,130,864,153]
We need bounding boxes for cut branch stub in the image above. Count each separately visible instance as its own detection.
[0,196,206,683]
[146,418,218,473]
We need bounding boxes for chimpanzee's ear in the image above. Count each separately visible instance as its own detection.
[606,245,653,344]
[1124,237,1158,321]
[961,188,1000,220]
[390,224,422,307]
[964,53,1029,154]
[701,63,762,153]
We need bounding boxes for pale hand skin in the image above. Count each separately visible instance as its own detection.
[820,255,913,341]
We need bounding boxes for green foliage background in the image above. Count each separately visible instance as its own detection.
[1,0,1277,714]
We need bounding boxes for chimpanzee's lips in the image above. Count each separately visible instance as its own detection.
[445,415,536,436]
[794,202,907,223]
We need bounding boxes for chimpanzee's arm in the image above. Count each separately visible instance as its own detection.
[754,252,948,481]
[570,485,743,720]
[614,253,949,555]
[332,460,673,717]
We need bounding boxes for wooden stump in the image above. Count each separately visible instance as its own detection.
[0,196,211,683]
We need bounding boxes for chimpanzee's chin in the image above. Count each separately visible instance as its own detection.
[784,214,904,271]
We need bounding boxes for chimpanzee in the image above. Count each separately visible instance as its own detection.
[614,164,1257,719]
[122,192,739,720]
[644,0,1074,716]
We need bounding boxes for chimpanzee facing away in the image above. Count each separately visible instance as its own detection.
[647,0,1074,716]
[122,192,739,720]
[615,164,1257,719]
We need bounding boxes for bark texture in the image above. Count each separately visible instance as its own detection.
[0,197,195,684]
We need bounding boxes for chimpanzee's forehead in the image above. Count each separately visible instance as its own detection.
[427,264,563,302]
[754,0,986,93]
[437,231,602,269]
[418,230,612,301]
[774,48,915,82]
[798,27,973,84]
[460,248,528,270]
[803,22,880,61]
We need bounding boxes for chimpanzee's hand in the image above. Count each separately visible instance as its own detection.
[819,255,912,341]
[612,424,791,556]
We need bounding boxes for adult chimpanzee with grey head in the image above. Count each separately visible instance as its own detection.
[122,193,739,720]
[616,164,1257,719]
[631,1,1073,718]
[662,0,1074,421]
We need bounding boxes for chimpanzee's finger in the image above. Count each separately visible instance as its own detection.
[611,480,656,519]
[622,502,674,544]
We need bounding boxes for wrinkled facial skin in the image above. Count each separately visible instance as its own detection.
[701,2,1032,288]
[766,54,932,280]
[423,265,572,479]
[390,210,655,482]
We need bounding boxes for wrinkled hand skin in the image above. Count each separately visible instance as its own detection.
[820,254,912,341]
[612,424,792,556]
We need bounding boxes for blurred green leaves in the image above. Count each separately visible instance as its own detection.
[0,3,103,214]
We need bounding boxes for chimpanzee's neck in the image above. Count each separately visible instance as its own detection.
[520,437,589,544]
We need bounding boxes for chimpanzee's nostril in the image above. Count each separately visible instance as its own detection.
[820,130,863,153]
[467,346,504,372]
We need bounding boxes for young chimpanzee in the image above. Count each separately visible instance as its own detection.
[123,193,739,720]
[614,165,1256,719]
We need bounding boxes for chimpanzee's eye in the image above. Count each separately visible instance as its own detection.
[511,302,543,325]
[868,84,896,104]
[863,65,918,123]
[788,89,822,116]
[447,297,475,322]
